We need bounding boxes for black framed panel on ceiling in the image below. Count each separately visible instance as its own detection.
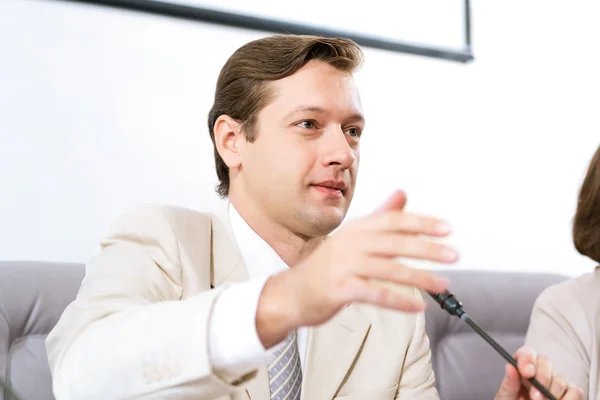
[56,0,474,63]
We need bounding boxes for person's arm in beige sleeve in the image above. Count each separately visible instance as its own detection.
[45,204,264,400]
[394,288,439,399]
[525,284,591,398]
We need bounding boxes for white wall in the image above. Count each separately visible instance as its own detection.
[1,0,599,277]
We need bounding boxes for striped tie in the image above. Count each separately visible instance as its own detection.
[268,332,302,400]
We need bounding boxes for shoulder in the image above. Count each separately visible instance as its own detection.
[93,203,225,294]
[100,204,217,269]
[534,270,599,313]
[104,204,215,246]
[530,270,600,341]
[108,203,213,233]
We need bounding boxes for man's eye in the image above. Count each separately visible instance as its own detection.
[347,128,361,137]
[298,121,315,129]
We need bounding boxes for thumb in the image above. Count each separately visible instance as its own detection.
[495,364,522,400]
[376,190,407,213]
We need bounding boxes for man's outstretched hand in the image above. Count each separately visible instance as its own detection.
[494,347,584,400]
[256,190,457,348]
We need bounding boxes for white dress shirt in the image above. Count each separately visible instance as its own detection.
[208,203,308,377]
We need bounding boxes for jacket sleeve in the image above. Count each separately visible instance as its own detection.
[46,204,257,399]
[525,284,590,398]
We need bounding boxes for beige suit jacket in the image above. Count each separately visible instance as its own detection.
[46,203,438,399]
[525,267,600,400]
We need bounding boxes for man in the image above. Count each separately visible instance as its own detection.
[46,35,582,399]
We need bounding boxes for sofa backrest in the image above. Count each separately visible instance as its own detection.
[0,261,85,400]
[424,269,568,400]
[0,262,568,400]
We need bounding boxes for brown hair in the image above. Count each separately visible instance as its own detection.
[207,34,363,198]
[573,144,600,263]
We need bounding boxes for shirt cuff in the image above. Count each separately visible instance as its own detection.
[208,276,287,376]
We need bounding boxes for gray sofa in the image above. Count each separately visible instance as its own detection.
[0,261,567,400]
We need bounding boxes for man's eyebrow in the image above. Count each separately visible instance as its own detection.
[284,105,365,123]
[284,105,327,119]
[347,113,365,124]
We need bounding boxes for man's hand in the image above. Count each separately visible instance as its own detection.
[256,190,457,347]
[494,347,584,400]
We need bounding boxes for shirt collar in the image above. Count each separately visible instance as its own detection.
[228,203,289,278]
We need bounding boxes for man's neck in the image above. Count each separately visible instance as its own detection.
[230,198,322,267]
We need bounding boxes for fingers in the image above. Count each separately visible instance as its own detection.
[528,355,552,399]
[514,347,537,378]
[512,346,583,400]
[562,383,585,399]
[360,193,457,266]
[376,190,407,213]
[355,258,449,294]
[512,347,542,398]
[494,364,524,399]
[362,233,458,263]
[367,211,452,237]
[346,278,425,312]
[548,374,569,399]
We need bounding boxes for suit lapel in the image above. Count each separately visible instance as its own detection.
[209,201,270,400]
[209,201,246,286]
[301,305,371,400]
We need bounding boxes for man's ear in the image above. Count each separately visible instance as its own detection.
[213,115,244,169]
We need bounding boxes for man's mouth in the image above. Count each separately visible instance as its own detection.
[311,181,347,196]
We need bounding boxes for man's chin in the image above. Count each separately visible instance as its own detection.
[300,206,346,235]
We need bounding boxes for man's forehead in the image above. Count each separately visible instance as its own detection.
[266,70,363,116]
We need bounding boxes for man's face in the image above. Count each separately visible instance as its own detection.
[239,60,364,237]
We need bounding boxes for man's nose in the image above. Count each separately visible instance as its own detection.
[320,129,356,169]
